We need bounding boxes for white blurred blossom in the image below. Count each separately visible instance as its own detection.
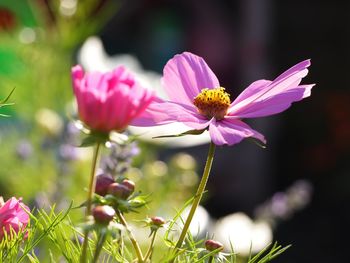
[180,205,213,238]
[213,212,272,255]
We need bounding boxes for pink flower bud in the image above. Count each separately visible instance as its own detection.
[205,239,224,252]
[92,205,115,224]
[108,183,131,199]
[95,174,114,196]
[150,216,165,226]
[121,179,135,194]
[0,197,30,240]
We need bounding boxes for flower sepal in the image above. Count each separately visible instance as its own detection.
[79,132,110,147]
[100,192,149,213]
[246,137,267,149]
[143,216,166,236]
[152,128,206,139]
[79,215,123,237]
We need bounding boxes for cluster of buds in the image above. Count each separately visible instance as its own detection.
[95,173,135,200]
[93,174,140,223]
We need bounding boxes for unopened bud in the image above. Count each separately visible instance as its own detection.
[150,216,165,226]
[108,183,131,199]
[205,239,224,252]
[121,179,135,194]
[92,205,115,224]
[95,174,115,196]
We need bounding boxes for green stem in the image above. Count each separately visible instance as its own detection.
[144,230,157,261]
[92,230,107,263]
[208,255,214,263]
[80,143,101,263]
[116,210,144,262]
[175,141,216,249]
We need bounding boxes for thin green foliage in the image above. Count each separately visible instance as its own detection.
[0,203,74,262]
[247,242,291,263]
[17,203,73,262]
[164,195,196,247]
[0,87,15,117]
[36,205,82,262]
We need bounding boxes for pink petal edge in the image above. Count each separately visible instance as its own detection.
[209,118,266,146]
[161,52,220,106]
[229,59,314,118]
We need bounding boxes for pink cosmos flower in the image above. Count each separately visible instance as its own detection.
[72,65,155,133]
[133,52,314,146]
[0,197,30,240]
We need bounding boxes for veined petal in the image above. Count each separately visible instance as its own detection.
[229,60,314,118]
[109,66,135,88]
[162,52,220,105]
[132,99,211,130]
[230,79,272,105]
[131,98,176,126]
[230,84,315,118]
[209,118,266,146]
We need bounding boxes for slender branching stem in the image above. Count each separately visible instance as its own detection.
[144,230,157,261]
[116,210,144,262]
[175,141,216,249]
[81,143,101,263]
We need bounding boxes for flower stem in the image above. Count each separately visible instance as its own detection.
[175,141,216,249]
[116,210,144,262]
[92,230,107,263]
[81,143,101,263]
[144,230,157,261]
[208,255,214,263]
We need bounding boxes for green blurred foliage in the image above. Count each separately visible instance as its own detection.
[0,0,117,116]
[0,0,118,196]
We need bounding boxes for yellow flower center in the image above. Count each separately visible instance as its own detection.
[193,87,231,120]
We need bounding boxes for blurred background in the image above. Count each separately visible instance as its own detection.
[1,0,349,262]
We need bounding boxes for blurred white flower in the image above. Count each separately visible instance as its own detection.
[78,36,210,148]
[177,205,213,238]
[213,212,272,255]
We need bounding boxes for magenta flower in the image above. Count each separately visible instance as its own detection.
[0,197,30,240]
[133,52,314,146]
[72,65,155,133]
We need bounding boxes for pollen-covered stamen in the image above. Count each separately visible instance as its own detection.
[193,87,231,120]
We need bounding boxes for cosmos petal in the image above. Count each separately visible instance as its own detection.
[209,118,266,146]
[230,79,272,105]
[229,60,314,118]
[162,52,220,105]
[132,99,212,130]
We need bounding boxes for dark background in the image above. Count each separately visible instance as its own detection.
[100,1,350,262]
